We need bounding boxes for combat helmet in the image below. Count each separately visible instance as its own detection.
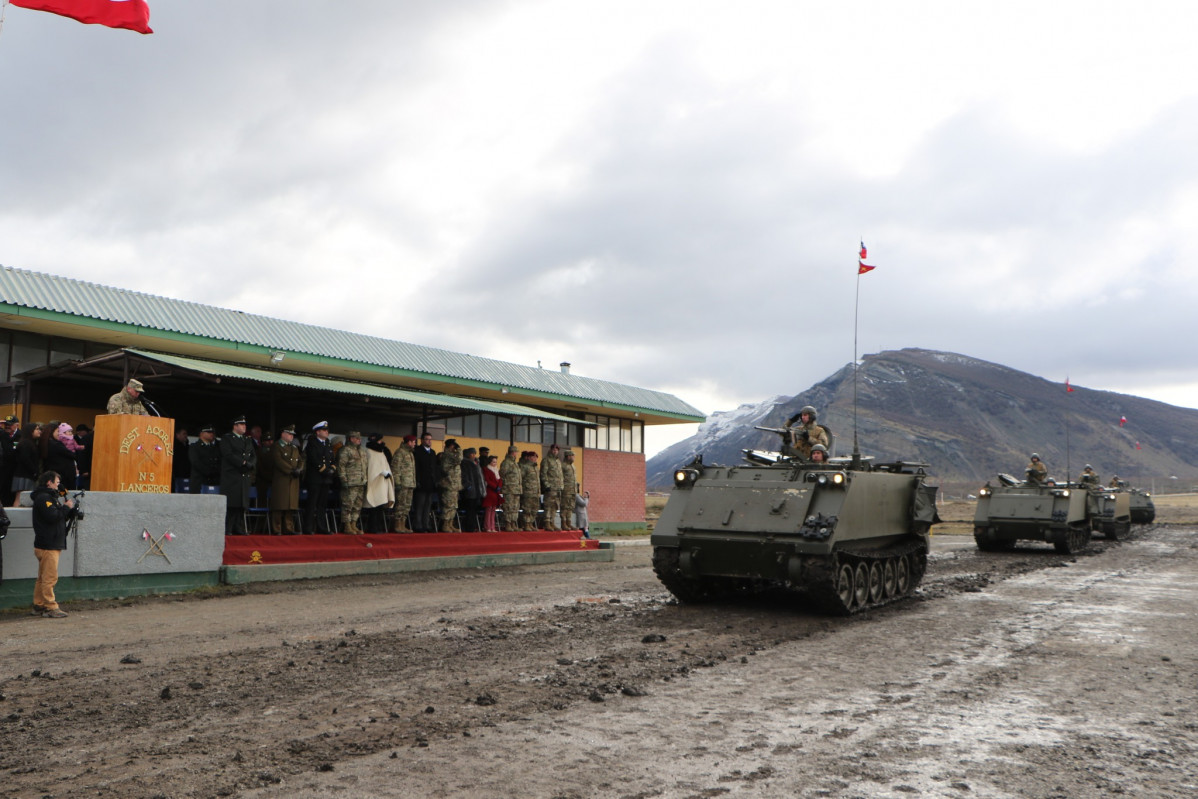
[799,405,818,420]
[810,444,828,457]
[1030,452,1041,461]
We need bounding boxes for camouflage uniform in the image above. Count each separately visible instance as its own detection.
[789,422,829,460]
[337,436,368,533]
[1079,467,1100,488]
[561,453,578,529]
[1025,458,1047,485]
[520,456,541,530]
[499,452,523,531]
[390,442,416,532]
[438,445,463,531]
[106,387,148,415]
[540,449,564,531]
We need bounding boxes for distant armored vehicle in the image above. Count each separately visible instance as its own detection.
[1091,487,1132,540]
[651,441,940,615]
[973,473,1094,554]
[1128,488,1155,524]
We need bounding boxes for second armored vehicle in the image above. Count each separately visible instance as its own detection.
[973,473,1094,554]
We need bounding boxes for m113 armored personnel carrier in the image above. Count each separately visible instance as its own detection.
[651,438,940,614]
[973,473,1096,553]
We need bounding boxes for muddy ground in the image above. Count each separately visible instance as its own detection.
[2,522,1197,799]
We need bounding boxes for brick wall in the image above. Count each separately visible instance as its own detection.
[581,448,645,523]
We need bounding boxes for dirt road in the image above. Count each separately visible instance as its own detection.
[3,526,1196,798]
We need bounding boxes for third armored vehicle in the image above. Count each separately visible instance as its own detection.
[973,473,1094,554]
[651,438,940,614]
[1091,487,1132,540]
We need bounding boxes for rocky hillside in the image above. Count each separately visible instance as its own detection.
[647,348,1198,492]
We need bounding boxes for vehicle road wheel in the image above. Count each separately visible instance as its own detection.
[882,559,897,599]
[895,555,911,596]
[853,563,869,609]
[867,562,884,604]
[836,563,855,610]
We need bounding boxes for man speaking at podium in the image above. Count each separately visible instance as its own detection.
[106,379,149,415]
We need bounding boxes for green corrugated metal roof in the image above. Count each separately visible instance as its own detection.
[127,350,588,424]
[0,265,704,419]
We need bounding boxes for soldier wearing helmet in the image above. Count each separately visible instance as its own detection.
[783,405,829,460]
[1079,464,1100,487]
[810,444,829,463]
[1025,453,1047,485]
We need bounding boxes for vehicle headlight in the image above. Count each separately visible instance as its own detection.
[831,472,845,486]
[979,487,991,497]
[674,469,700,488]
[1052,488,1071,497]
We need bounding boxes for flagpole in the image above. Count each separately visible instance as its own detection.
[851,256,862,467]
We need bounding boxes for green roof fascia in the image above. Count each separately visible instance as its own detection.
[3,304,704,422]
[125,349,587,424]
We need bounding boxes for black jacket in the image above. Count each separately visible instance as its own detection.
[31,484,72,551]
[219,434,257,507]
[304,436,337,486]
[45,438,78,490]
[189,440,221,490]
[414,445,438,491]
[460,458,485,500]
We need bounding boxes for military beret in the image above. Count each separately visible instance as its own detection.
[403,434,417,443]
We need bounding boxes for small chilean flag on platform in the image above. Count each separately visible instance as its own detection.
[10,0,153,34]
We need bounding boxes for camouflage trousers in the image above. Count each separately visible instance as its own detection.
[440,489,459,531]
[393,486,414,530]
[503,492,522,531]
[542,489,561,530]
[521,493,540,530]
[340,485,365,531]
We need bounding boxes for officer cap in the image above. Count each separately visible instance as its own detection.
[3,415,17,424]
[231,415,247,427]
[262,431,274,442]
[280,424,296,436]
[463,447,477,457]
[200,423,216,433]
[127,378,145,391]
[312,420,329,431]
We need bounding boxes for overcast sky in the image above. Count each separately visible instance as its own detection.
[2,1,1197,456]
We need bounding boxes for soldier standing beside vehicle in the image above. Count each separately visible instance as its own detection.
[499,445,522,531]
[390,435,417,532]
[337,431,368,534]
[783,405,829,460]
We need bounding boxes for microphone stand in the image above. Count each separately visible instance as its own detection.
[141,397,162,417]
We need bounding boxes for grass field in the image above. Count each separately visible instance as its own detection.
[644,491,1198,536]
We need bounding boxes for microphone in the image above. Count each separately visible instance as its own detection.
[141,396,162,417]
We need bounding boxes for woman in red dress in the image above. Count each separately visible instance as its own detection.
[482,455,503,532]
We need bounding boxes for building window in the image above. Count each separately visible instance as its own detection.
[9,332,47,379]
[581,413,643,453]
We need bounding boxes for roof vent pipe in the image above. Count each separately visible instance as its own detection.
[560,362,571,374]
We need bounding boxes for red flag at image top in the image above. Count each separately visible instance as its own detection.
[10,0,153,34]
[858,260,876,275]
[1120,415,1127,427]
[1135,441,1142,450]
[859,240,868,259]
[1065,378,1074,393]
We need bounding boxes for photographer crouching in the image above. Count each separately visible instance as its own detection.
[31,470,78,619]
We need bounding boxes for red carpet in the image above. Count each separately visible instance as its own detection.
[222,530,598,565]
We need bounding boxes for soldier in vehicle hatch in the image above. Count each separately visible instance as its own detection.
[1079,464,1100,488]
[1025,453,1048,485]
[783,405,829,460]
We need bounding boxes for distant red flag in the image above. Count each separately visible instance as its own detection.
[858,260,876,275]
[1119,415,1127,427]
[1065,378,1074,393]
[10,0,153,34]
[1135,441,1142,450]
[859,240,868,259]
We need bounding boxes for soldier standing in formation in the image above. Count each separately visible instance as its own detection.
[437,439,463,532]
[270,425,303,534]
[188,424,220,493]
[519,450,541,530]
[560,449,578,529]
[783,405,830,460]
[304,421,337,533]
[219,415,256,535]
[337,431,368,534]
[390,434,417,532]
[106,378,148,415]
[1025,453,1048,485]
[539,443,564,531]
[499,445,522,531]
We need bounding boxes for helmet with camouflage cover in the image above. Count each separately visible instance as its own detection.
[800,405,817,421]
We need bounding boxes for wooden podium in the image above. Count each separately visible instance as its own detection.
[91,415,176,493]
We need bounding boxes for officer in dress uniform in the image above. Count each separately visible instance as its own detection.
[303,421,337,534]
[219,415,256,535]
[270,425,303,534]
[188,424,221,493]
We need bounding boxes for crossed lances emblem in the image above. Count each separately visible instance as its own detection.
[137,528,176,563]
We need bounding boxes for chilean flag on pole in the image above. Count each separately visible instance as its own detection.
[857,240,876,274]
[10,0,153,34]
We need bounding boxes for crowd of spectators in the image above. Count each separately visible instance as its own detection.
[1,415,93,505]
